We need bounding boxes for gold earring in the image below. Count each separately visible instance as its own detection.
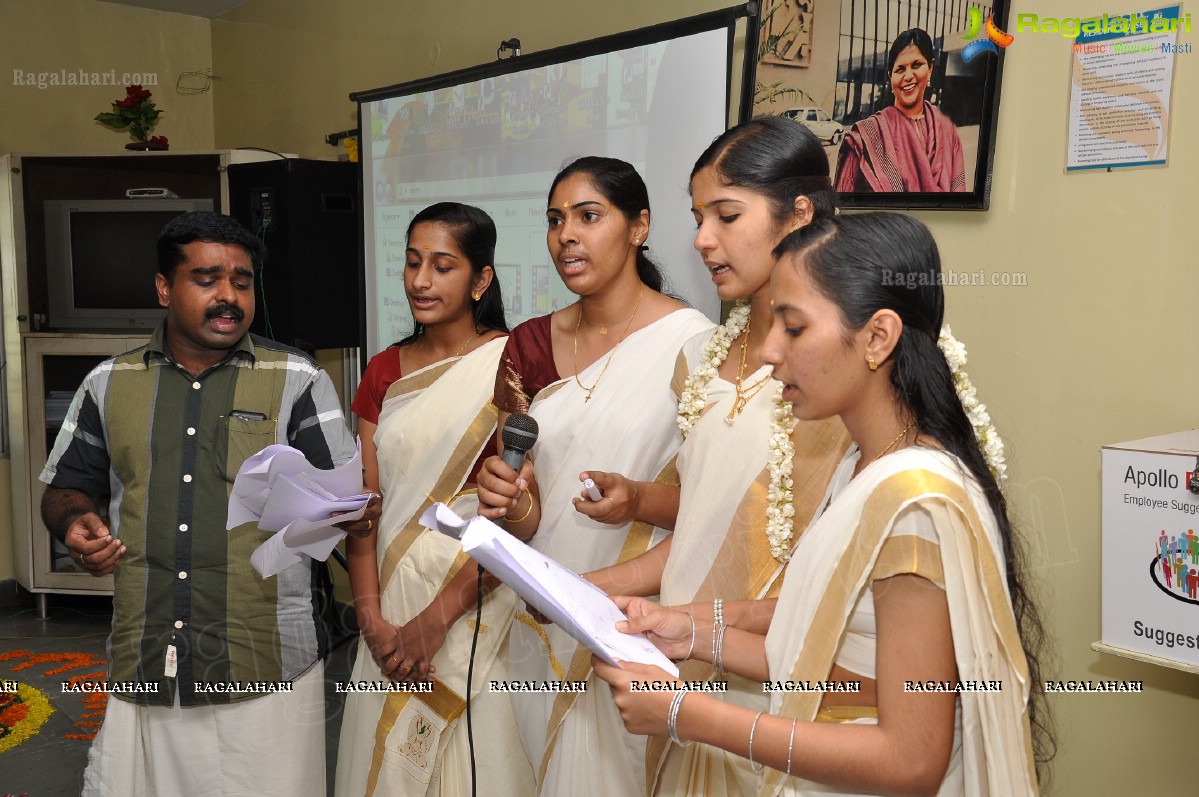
[472,291,482,301]
[867,354,878,371]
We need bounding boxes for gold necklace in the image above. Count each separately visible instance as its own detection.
[724,310,772,426]
[453,330,478,357]
[856,422,915,476]
[573,287,644,403]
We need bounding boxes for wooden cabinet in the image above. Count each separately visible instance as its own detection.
[1,151,277,609]
[15,335,149,594]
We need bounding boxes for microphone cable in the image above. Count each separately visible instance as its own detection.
[465,562,484,797]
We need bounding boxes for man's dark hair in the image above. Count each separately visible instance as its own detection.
[157,211,266,282]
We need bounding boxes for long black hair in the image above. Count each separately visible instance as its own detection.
[691,115,836,225]
[547,156,666,292]
[394,202,507,347]
[775,212,1054,785]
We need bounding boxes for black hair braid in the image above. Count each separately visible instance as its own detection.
[892,326,1055,783]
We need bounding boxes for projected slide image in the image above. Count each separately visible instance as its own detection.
[495,263,522,317]
[361,25,728,353]
[531,265,551,315]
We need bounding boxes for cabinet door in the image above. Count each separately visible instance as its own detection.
[23,335,148,593]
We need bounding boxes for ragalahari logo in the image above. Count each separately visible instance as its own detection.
[962,9,1014,63]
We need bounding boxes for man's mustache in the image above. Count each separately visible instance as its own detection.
[205,303,245,322]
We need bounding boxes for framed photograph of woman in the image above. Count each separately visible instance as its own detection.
[750,0,1008,210]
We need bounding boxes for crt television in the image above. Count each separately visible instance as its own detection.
[44,198,214,331]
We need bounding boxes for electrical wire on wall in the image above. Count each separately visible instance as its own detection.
[254,216,274,340]
[176,69,218,95]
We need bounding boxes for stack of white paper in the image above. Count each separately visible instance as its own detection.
[420,503,678,675]
[227,442,372,577]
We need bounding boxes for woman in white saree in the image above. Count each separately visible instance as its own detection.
[595,213,1052,796]
[582,117,850,797]
[476,157,712,796]
[336,203,534,797]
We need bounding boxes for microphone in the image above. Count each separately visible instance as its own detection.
[500,413,539,473]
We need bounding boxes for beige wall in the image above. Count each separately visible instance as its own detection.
[211,0,737,158]
[0,0,215,154]
[0,0,216,581]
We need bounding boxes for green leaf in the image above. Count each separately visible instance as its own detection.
[95,113,130,129]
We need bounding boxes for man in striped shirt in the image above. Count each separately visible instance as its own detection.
[41,211,379,797]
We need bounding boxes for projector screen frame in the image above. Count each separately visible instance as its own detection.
[351,4,758,358]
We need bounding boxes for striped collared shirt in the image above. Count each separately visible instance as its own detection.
[41,322,355,706]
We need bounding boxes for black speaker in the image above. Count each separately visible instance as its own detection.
[228,159,360,351]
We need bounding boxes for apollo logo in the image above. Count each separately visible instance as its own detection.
[961,9,1014,63]
[1153,528,1199,605]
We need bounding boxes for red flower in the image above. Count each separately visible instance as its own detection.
[149,135,169,147]
[127,84,152,101]
[115,96,136,109]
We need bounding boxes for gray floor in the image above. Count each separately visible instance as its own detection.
[0,585,359,796]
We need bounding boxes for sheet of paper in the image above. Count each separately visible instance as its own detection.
[421,503,678,676]
[227,441,371,577]
[1067,5,1180,170]
[249,501,368,577]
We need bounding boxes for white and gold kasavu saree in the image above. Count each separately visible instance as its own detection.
[336,337,534,797]
[761,448,1036,797]
[509,309,712,797]
[650,331,848,797]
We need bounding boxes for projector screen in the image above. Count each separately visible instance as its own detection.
[356,14,741,354]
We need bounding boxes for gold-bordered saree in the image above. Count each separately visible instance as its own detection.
[649,331,850,797]
[507,308,713,797]
[335,337,534,797]
[761,447,1036,797]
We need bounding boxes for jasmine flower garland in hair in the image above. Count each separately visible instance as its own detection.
[765,383,799,561]
[677,301,799,561]
[938,325,1007,483]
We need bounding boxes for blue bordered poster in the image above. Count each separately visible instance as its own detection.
[1066,5,1187,170]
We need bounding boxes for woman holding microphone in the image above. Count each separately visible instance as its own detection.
[477,156,712,796]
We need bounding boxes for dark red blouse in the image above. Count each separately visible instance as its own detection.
[494,315,561,414]
[352,345,498,484]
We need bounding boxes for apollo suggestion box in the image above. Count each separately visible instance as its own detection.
[1100,430,1199,671]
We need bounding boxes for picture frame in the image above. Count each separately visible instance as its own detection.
[748,0,1008,210]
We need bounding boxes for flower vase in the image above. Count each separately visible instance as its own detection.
[125,140,168,151]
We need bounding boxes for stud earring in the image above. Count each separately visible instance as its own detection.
[472,291,482,301]
[867,354,878,371]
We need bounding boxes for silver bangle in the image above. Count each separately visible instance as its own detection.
[711,621,719,673]
[747,710,764,773]
[667,689,693,746]
[786,718,797,775]
[714,621,728,677]
[711,598,724,674]
[680,611,696,662]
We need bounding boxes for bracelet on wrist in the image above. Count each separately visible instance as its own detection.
[505,489,534,524]
[748,710,764,773]
[786,718,797,776]
[714,621,728,677]
[667,689,693,747]
[711,597,724,675]
[677,612,696,662]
